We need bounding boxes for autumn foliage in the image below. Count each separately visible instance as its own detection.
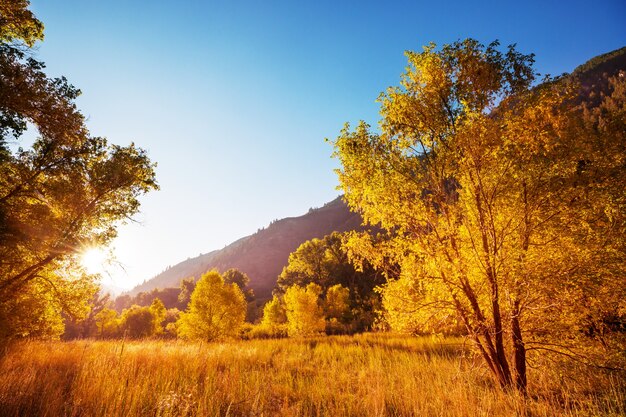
[332,40,626,391]
[177,270,247,341]
[0,0,158,342]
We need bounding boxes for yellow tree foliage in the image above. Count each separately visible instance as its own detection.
[261,294,287,330]
[94,308,119,338]
[0,1,157,342]
[278,237,331,289]
[149,298,167,335]
[325,284,350,320]
[0,0,43,47]
[177,271,246,341]
[277,232,386,332]
[119,306,156,339]
[283,283,325,337]
[332,40,626,392]
[0,280,65,339]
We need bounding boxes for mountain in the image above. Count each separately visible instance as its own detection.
[129,196,363,299]
[570,46,626,105]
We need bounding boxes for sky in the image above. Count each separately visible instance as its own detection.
[27,0,626,290]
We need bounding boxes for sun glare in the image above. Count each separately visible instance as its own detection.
[80,247,108,275]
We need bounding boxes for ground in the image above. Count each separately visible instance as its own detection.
[0,334,623,416]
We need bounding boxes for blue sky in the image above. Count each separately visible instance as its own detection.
[28,0,626,289]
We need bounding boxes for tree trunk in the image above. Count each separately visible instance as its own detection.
[511,181,529,394]
[511,299,527,394]
[489,268,513,388]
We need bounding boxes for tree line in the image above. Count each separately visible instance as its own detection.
[61,240,386,341]
[62,268,251,340]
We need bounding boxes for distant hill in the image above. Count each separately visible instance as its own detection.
[129,196,363,299]
[571,46,626,105]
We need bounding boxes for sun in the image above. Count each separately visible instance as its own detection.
[80,247,108,275]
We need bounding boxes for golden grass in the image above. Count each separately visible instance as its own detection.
[0,334,623,416]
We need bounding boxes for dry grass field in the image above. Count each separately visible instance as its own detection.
[0,333,623,417]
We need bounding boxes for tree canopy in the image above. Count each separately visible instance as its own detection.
[0,1,158,342]
[0,0,43,47]
[223,268,255,302]
[177,270,247,341]
[332,39,626,392]
[283,283,326,337]
[277,231,385,331]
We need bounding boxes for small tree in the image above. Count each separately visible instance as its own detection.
[149,298,166,335]
[163,308,180,338]
[260,295,287,334]
[94,308,119,338]
[176,277,196,310]
[277,232,387,331]
[120,305,155,339]
[324,284,352,334]
[283,283,325,337]
[177,270,246,341]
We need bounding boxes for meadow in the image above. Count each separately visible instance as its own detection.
[0,333,623,417]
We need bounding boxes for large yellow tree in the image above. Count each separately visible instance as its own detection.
[0,1,158,341]
[332,40,626,392]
